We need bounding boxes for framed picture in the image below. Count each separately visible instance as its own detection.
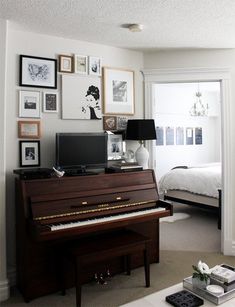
[59,55,73,73]
[18,121,41,139]
[19,140,40,167]
[62,75,102,119]
[89,56,102,76]
[103,116,117,131]
[108,134,123,160]
[19,55,57,88]
[74,54,88,74]
[117,116,128,130]
[103,67,135,115]
[43,92,58,112]
[19,90,41,118]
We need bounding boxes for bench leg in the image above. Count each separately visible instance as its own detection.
[75,258,82,307]
[144,245,150,287]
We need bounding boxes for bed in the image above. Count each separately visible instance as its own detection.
[158,163,221,228]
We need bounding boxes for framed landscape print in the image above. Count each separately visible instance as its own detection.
[89,56,101,76]
[18,120,41,139]
[59,55,73,73]
[74,54,88,74]
[19,55,57,88]
[62,75,102,120]
[103,67,134,115]
[19,140,40,167]
[43,92,58,112]
[19,90,41,118]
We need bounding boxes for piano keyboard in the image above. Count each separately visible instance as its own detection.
[50,207,166,231]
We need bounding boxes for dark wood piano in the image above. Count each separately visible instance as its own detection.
[15,169,172,302]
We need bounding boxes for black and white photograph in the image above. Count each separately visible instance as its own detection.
[176,126,184,145]
[108,134,123,160]
[19,140,40,167]
[89,56,101,76]
[19,55,57,88]
[59,55,73,73]
[195,127,203,145]
[103,116,117,131]
[19,90,41,118]
[117,116,128,130]
[74,54,88,74]
[166,127,174,145]
[43,92,58,113]
[62,75,102,119]
[156,126,164,146]
[103,67,134,115]
[186,127,194,145]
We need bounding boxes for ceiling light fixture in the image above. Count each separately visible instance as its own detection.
[128,24,144,32]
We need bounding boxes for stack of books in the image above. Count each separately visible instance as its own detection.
[210,264,235,292]
[107,162,143,173]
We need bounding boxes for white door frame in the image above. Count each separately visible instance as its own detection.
[142,67,233,255]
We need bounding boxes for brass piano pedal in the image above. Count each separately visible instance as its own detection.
[94,273,99,284]
[99,273,107,285]
[105,269,112,281]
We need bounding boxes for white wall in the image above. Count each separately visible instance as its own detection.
[143,48,235,243]
[5,26,143,285]
[154,82,221,179]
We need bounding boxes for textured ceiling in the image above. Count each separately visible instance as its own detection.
[1,0,235,51]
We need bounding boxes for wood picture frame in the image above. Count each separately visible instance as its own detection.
[18,121,41,139]
[19,140,40,167]
[103,67,135,115]
[19,90,41,118]
[43,92,58,113]
[74,54,88,74]
[19,55,57,89]
[59,55,74,73]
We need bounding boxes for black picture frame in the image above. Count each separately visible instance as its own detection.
[19,140,40,167]
[19,55,57,89]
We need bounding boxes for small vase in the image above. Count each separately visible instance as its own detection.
[192,276,210,289]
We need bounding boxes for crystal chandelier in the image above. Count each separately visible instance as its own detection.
[189,87,209,117]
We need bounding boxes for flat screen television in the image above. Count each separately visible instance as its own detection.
[55,133,108,175]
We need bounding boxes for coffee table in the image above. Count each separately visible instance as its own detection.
[119,283,235,306]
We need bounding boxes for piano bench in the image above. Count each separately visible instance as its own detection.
[62,230,151,307]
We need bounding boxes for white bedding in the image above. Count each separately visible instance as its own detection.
[158,163,221,198]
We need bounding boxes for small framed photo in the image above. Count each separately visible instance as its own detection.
[103,116,117,131]
[108,134,123,160]
[18,121,41,139]
[117,117,128,130]
[43,92,58,112]
[89,56,102,76]
[59,55,73,73]
[19,90,41,118]
[74,54,88,74]
[19,55,57,89]
[19,140,40,167]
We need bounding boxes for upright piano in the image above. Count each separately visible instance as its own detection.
[15,169,172,301]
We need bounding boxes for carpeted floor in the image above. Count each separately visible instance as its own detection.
[1,203,230,307]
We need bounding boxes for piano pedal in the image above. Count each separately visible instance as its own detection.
[105,269,112,281]
[99,273,107,285]
[94,273,99,284]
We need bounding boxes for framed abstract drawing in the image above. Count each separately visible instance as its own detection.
[19,55,57,88]
[43,92,58,113]
[103,67,135,115]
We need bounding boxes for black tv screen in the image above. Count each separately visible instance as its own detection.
[56,133,107,171]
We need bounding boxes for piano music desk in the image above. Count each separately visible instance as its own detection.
[63,230,151,307]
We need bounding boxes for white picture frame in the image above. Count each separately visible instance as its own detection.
[107,134,123,160]
[103,67,135,115]
[62,75,102,120]
[19,90,41,118]
[43,92,58,113]
[74,54,88,74]
[89,56,102,76]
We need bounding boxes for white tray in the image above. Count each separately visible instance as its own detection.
[183,276,235,305]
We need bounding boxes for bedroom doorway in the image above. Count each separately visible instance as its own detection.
[142,67,233,255]
[153,81,221,253]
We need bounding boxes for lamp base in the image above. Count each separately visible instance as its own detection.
[135,143,149,170]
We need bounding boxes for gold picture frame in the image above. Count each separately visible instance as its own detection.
[18,120,41,139]
[103,67,135,115]
[59,55,74,73]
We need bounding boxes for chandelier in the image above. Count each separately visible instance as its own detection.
[189,88,209,117]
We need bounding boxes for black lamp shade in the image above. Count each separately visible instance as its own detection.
[125,119,156,140]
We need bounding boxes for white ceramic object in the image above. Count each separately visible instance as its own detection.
[135,143,149,169]
[206,285,224,295]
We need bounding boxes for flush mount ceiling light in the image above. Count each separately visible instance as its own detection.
[128,24,144,32]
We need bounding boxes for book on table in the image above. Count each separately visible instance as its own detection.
[211,264,235,284]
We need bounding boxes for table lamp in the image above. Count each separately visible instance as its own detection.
[125,119,156,169]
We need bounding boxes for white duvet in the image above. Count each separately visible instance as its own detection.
[158,163,221,198]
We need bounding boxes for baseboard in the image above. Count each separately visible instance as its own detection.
[0,279,9,302]
[223,239,235,255]
[7,266,16,286]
